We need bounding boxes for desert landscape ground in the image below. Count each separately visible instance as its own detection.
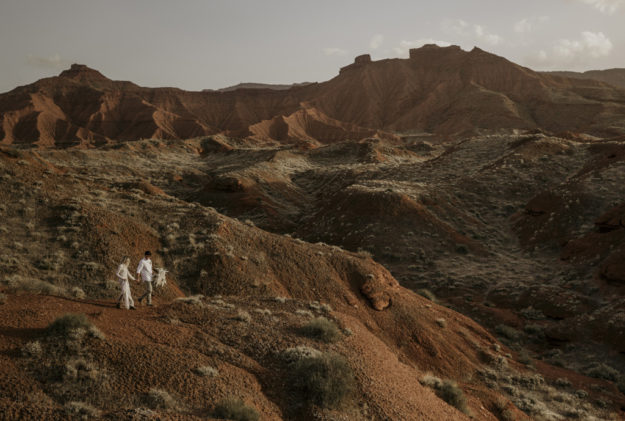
[1,45,625,420]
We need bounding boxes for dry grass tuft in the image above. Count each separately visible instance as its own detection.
[280,346,322,364]
[3,274,65,296]
[233,310,252,323]
[146,388,178,410]
[298,317,342,343]
[420,374,471,416]
[193,365,219,377]
[64,401,101,418]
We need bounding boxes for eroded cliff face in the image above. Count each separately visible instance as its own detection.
[3,45,625,148]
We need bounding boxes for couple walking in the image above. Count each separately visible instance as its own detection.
[116,251,155,310]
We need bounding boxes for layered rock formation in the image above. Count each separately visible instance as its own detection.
[2,46,625,148]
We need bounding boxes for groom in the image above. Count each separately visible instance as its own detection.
[137,251,154,306]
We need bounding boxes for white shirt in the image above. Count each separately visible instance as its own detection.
[116,264,135,281]
[137,258,153,282]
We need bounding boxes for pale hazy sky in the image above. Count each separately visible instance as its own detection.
[1,0,624,93]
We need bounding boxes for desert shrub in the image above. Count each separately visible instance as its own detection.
[523,324,544,336]
[64,357,99,381]
[520,306,545,320]
[252,308,272,316]
[87,325,106,340]
[35,257,62,271]
[555,378,571,388]
[295,309,314,318]
[146,388,177,409]
[233,310,251,323]
[478,350,507,370]
[64,401,101,418]
[21,341,42,357]
[416,289,437,302]
[501,384,519,397]
[0,292,6,304]
[175,295,204,306]
[584,363,619,382]
[420,376,470,415]
[280,346,322,364]
[71,287,86,299]
[47,314,93,337]
[290,352,356,409]
[308,301,332,313]
[299,317,341,343]
[517,349,532,366]
[213,398,259,421]
[3,275,64,296]
[437,380,470,415]
[512,373,544,391]
[194,366,219,377]
[455,244,469,254]
[356,248,372,258]
[494,397,516,421]
[419,374,443,389]
[495,324,522,342]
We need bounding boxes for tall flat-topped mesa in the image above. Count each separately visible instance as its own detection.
[339,54,372,74]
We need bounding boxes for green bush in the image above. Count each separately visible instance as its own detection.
[47,314,93,336]
[299,317,341,343]
[290,352,355,409]
[213,398,259,421]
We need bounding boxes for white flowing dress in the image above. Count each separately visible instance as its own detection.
[116,263,135,309]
